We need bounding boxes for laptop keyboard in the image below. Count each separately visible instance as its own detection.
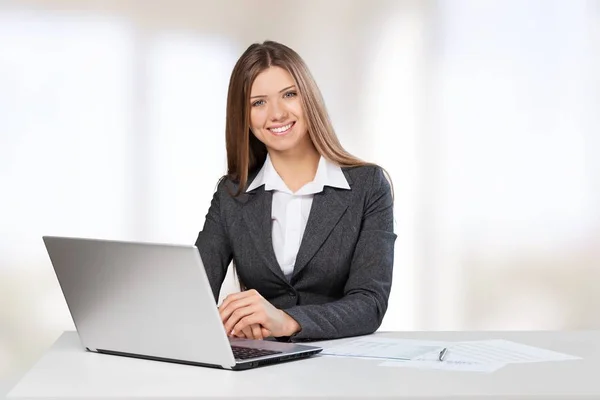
[231,345,283,360]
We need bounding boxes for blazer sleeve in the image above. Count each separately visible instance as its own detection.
[195,177,233,303]
[283,167,396,340]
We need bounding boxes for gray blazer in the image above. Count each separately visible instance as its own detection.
[195,165,396,341]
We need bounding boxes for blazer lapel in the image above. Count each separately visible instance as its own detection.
[292,185,353,279]
[242,187,288,284]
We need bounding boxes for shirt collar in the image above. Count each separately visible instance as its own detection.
[246,154,350,194]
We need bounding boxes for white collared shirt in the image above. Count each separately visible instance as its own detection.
[246,155,350,279]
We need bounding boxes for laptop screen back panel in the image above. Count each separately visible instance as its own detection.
[44,236,236,369]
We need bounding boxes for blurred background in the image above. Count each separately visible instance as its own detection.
[1,0,599,389]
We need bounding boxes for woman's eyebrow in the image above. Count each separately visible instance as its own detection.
[250,85,296,99]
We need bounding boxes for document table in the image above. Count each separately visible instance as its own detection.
[7,330,600,399]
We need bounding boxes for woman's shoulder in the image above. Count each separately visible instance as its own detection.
[212,174,255,204]
[342,164,391,189]
[213,175,241,195]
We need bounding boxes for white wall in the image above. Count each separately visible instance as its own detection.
[1,0,599,384]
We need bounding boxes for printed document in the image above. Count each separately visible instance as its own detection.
[322,337,581,373]
[423,339,582,364]
[321,337,444,361]
[379,339,581,372]
[379,358,505,373]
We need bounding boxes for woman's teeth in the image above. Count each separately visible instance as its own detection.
[269,122,294,134]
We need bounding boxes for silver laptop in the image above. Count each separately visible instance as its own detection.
[42,236,322,370]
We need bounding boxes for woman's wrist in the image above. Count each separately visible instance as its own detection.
[282,311,301,336]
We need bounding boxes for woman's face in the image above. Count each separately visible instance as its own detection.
[249,66,310,156]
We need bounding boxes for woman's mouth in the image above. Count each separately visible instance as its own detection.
[268,122,295,136]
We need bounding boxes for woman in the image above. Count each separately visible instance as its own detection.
[195,40,396,342]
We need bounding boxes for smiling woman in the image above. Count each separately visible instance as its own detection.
[195,40,396,342]
[248,67,314,192]
[249,68,307,149]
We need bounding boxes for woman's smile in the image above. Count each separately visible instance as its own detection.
[268,121,295,136]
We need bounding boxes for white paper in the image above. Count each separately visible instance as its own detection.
[323,337,581,373]
[379,339,580,373]
[379,359,505,373]
[419,340,582,365]
[321,337,445,361]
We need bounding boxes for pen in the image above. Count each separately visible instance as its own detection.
[438,347,448,362]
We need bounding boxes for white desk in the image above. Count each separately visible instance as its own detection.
[7,330,600,399]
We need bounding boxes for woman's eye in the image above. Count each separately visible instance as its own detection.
[252,99,265,107]
[284,91,297,98]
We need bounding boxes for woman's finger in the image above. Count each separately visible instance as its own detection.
[219,296,257,324]
[251,324,263,340]
[219,290,255,315]
[224,305,256,334]
[232,314,262,336]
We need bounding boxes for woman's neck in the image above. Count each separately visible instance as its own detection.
[269,145,321,193]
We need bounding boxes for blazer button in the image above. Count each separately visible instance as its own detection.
[288,291,296,297]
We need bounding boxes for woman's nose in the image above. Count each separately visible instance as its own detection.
[269,100,287,121]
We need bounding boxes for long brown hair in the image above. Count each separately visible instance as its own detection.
[225,40,372,195]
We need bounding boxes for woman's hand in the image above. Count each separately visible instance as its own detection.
[232,324,272,340]
[219,289,300,339]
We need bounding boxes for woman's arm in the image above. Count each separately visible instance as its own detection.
[283,167,396,340]
[195,177,234,302]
